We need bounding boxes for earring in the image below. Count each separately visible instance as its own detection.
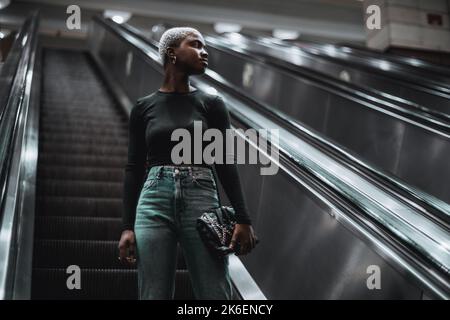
[172,56,177,64]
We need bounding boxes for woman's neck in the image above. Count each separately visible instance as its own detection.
[160,69,195,93]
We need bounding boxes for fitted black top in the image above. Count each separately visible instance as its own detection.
[122,89,252,231]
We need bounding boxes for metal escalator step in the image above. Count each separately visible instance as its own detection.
[34,216,122,240]
[40,118,128,129]
[33,240,187,269]
[42,100,119,110]
[38,153,126,167]
[31,268,194,299]
[41,113,125,123]
[37,179,123,198]
[37,196,122,217]
[39,142,127,157]
[33,240,130,269]
[38,165,124,182]
[41,125,127,137]
[32,268,138,299]
[40,132,128,145]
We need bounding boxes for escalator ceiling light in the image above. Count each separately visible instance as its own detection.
[214,22,242,34]
[225,32,245,45]
[103,10,131,24]
[0,0,10,9]
[112,15,124,24]
[272,29,299,40]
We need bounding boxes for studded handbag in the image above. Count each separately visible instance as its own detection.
[197,205,237,257]
[196,165,241,257]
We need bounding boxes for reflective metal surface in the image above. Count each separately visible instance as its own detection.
[197,35,450,205]
[263,36,450,116]
[217,33,450,123]
[0,12,40,300]
[333,44,450,87]
[88,17,450,299]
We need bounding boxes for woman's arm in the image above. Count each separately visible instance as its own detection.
[122,99,147,231]
[208,95,252,225]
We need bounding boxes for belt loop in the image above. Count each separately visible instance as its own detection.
[188,166,192,177]
[157,166,163,180]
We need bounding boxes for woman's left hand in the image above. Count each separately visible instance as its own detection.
[229,224,258,255]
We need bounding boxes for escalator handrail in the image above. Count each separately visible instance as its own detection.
[239,34,450,96]
[0,12,40,299]
[221,33,450,125]
[92,16,450,297]
[208,35,450,134]
[296,41,450,96]
[336,44,450,84]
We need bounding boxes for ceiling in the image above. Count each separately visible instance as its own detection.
[1,0,366,42]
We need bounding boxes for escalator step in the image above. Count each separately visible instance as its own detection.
[40,118,128,130]
[42,101,120,110]
[33,240,186,269]
[33,239,129,269]
[37,153,126,168]
[36,196,122,218]
[40,132,128,145]
[39,142,127,156]
[41,112,125,122]
[41,125,127,137]
[37,179,123,198]
[38,165,124,182]
[34,216,122,240]
[31,269,194,300]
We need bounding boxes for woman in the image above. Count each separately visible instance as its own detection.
[118,27,258,300]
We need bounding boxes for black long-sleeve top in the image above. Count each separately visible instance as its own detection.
[122,89,252,231]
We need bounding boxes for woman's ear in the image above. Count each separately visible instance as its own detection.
[166,47,175,61]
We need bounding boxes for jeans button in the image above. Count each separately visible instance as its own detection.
[174,168,179,174]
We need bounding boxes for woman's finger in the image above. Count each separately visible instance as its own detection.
[118,243,127,260]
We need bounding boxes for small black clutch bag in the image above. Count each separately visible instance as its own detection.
[197,206,237,257]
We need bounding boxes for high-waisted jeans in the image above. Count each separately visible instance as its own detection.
[134,165,233,300]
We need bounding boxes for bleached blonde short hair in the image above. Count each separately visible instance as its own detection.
[158,27,201,64]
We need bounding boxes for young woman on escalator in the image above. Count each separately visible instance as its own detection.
[118,27,258,300]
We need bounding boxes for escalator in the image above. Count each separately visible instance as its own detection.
[30,49,194,299]
[1,13,449,300]
[222,34,450,118]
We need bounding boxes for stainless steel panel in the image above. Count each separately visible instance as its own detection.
[205,44,450,204]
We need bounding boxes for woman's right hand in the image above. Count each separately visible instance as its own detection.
[118,230,136,266]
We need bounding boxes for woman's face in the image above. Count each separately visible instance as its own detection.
[172,31,208,75]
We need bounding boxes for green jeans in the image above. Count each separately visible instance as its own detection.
[134,165,232,300]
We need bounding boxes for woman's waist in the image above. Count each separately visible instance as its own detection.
[146,162,214,180]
